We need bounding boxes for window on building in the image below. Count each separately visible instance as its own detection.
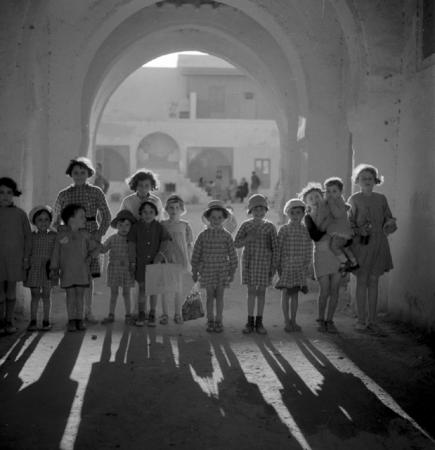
[422,0,435,59]
[254,158,271,189]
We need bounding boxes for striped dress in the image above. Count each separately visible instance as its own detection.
[25,230,57,289]
[234,219,278,287]
[101,234,135,289]
[276,221,313,289]
[191,227,238,289]
[53,183,111,276]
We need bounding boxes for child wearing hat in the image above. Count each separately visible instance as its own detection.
[25,205,57,331]
[191,200,238,333]
[99,210,136,325]
[0,177,32,334]
[276,198,313,332]
[127,197,171,327]
[234,194,278,334]
[160,194,193,324]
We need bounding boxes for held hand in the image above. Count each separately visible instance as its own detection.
[383,218,397,235]
[49,268,58,280]
[300,285,309,294]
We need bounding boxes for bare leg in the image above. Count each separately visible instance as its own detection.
[75,286,85,319]
[108,286,118,316]
[174,292,182,317]
[65,288,75,321]
[326,273,341,322]
[281,289,290,326]
[30,287,41,321]
[247,286,256,316]
[290,292,299,325]
[367,275,379,325]
[355,274,368,325]
[161,294,168,316]
[41,286,51,322]
[137,282,146,313]
[215,286,224,323]
[342,247,358,265]
[149,295,158,314]
[5,282,17,325]
[330,236,347,263]
[122,287,131,316]
[84,280,95,319]
[206,287,215,321]
[255,287,266,316]
[317,275,330,321]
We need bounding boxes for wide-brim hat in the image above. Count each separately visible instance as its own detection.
[29,205,53,225]
[201,200,231,225]
[283,198,306,215]
[165,194,186,216]
[65,156,95,177]
[247,194,268,214]
[139,196,161,216]
[111,209,136,228]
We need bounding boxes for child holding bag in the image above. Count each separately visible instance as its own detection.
[234,194,278,334]
[25,206,57,331]
[160,195,193,324]
[191,200,238,333]
[99,210,136,324]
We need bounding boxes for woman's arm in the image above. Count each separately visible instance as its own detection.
[95,188,111,240]
[304,214,326,241]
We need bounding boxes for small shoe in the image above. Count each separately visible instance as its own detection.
[284,323,293,332]
[101,314,115,325]
[41,320,52,331]
[76,319,86,331]
[291,322,302,332]
[214,321,224,333]
[147,312,156,327]
[366,323,383,335]
[85,314,98,325]
[354,321,366,331]
[67,320,76,332]
[5,321,17,334]
[159,314,169,325]
[206,320,215,332]
[124,314,134,325]
[242,323,254,334]
[326,320,338,334]
[316,319,327,333]
[174,314,183,324]
[27,320,38,332]
[135,311,146,327]
[255,323,267,335]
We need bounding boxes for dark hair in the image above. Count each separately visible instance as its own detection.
[324,177,344,191]
[138,200,158,216]
[204,207,229,219]
[61,203,85,225]
[298,182,324,202]
[352,164,384,185]
[0,177,22,196]
[291,206,305,214]
[65,158,95,178]
[126,169,159,191]
[33,209,53,224]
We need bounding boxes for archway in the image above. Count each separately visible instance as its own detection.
[136,132,180,170]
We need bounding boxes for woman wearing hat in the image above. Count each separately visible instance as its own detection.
[191,200,238,333]
[234,194,278,334]
[25,205,57,331]
[52,157,111,323]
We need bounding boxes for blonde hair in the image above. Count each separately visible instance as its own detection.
[352,164,384,185]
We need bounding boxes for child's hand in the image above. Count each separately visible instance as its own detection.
[300,285,309,294]
[153,253,164,264]
[49,268,58,280]
[192,273,199,283]
[383,218,397,235]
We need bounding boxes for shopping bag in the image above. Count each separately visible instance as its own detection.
[182,283,205,321]
[144,263,182,296]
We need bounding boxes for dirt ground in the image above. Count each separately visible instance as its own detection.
[0,202,434,450]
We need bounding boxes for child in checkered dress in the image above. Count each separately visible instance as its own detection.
[25,206,57,331]
[191,200,238,333]
[99,210,136,325]
[276,199,313,332]
[234,194,278,335]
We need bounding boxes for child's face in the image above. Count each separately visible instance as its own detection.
[140,204,157,223]
[357,170,375,191]
[136,179,153,197]
[252,205,267,219]
[117,219,132,236]
[71,165,89,185]
[166,202,182,220]
[0,185,14,207]
[325,184,342,200]
[34,211,51,232]
[208,209,226,228]
[68,208,86,229]
[305,190,323,208]
[288,207,304,223]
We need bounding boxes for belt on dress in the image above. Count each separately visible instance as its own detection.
[86,216,97,222]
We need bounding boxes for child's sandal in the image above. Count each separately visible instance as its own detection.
[174,314,183,324]
[101,313,115,325]
[159,314,169,325]
[214,321,224,333]
[206,320,215,332]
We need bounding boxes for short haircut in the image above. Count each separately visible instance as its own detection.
[33,209,53,224]
[61,203,85,225]
[324,177,344,191]
[126,169,159,191]
[0,177,22,196]
[298,182,324,202]
[65,158,95,178]
[204,207,229,219]
[352,164,384,185]
[138,200,158,216]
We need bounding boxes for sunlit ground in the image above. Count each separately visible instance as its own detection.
[0,203,434,450]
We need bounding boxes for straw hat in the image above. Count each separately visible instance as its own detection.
[29,205,53,225]
[139,196,161,216]
[110,210,136,228]
[247,194,268,214]
[283,198,306,215]
[202,200,231,225]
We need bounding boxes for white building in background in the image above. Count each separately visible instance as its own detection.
[96,54,281,202]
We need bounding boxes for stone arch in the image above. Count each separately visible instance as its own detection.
[136,132,180,170]
[95,146,129,182]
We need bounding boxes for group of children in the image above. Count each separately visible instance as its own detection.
[0,159,396,335]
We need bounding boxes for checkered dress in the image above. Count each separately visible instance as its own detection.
[101,234,135,289]
[24,230,57,289]
[191,227,238,289]
[234,219,278,287]
[275,221,313,289]
[53,183,111,276]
